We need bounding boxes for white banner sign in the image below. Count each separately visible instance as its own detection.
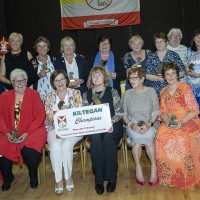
[54,103,113,138]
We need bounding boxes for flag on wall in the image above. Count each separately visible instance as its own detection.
[60,0,140,30]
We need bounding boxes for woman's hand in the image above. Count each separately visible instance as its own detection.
[69,79,84,88]
[129,122,142,133]
[15,133,28,143]
[47,113,54,125]
[186,69,200,78]
[6,133,14,143]
[139,123,150,134]
[61,105,70,110]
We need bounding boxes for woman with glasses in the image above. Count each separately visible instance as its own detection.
[0,69,47,191]
[145,32,185,98]
[44,69,82,194]
[82,67,123,195]
[89,34,126,97]
[122,67,159,186]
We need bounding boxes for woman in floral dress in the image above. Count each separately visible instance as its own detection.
[155,62,200,189]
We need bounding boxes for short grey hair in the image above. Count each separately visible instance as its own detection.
[10,69,28,82]
[167,28,183,39]
[9,32,23,43]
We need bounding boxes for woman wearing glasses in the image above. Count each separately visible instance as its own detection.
[0,69,47,191]
[122,67,159,186]
[44,69,82,194]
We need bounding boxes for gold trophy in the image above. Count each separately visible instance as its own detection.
[11,127,19,142]
[92,93,102,105]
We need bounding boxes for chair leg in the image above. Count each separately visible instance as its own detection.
[83,144,86,182]
[80,142,84,180]
[42,147,46,184]
[38,166,41,184]
[124,140,129,179]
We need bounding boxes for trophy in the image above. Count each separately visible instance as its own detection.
[188,63,194,70]
[136,57,142,67]
[11,127,19,142]
[137,120,145,127]
[155,64,163,76]
[168,114,178,128]
[69,72,75,82]
[92,93,102,105]
[58,100,65,110]
[40,62,50,73]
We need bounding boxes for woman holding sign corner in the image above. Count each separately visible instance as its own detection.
[82,66,123,195]
[44,69,82,194]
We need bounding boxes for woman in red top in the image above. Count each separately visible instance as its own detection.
[0,69,47,191]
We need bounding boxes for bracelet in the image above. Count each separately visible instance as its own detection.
[180,120,186,126]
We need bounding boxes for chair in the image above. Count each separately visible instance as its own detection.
[42,139,84,183]
[83,133,128,182]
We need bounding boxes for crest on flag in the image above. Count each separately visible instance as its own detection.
[57,116,67,128]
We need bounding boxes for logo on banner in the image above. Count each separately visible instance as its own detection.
[86,0,112,10]
[57,116,67,128]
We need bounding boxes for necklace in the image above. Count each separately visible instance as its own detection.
[11,51,21,57]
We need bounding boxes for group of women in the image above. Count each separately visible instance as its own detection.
[0,27,200,194]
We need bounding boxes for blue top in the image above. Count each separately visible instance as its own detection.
[145,50,185,98]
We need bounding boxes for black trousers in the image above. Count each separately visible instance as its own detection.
[0,146,41,183]
[90,120,123,184]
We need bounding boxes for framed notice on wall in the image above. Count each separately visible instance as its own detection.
[54,103,113,138]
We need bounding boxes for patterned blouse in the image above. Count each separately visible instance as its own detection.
[44,88,82,131]
[145,50,185,97]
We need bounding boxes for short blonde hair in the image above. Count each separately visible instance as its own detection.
[10,69,28,82]
[128,35,144,48]
[167,28,183,39]
[87,67,110,89]
[9,32,23,43]
[60,36,76,53]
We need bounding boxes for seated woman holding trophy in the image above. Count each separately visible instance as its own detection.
[122,67,159,186]
[44,69,82,194]
[155,62,200,189]
[82,66,123,195]
[0,69,47,191]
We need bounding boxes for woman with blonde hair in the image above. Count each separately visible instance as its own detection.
[0,32,38,90]
[53,36,88,94]
[123,35,152,89]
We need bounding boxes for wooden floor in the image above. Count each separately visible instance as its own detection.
[1,149,200,200]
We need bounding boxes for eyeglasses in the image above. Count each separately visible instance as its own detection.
[128,77,140,81]
[12,79,27,84]
[100,42,110,46]
[54,78,66,84]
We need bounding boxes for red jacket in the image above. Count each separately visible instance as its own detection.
[0,88,47,165]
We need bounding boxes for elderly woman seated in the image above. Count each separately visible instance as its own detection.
[122,67,159,186]
[0,69,47,191]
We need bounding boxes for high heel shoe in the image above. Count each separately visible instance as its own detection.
[136,179,145,186]
[65,178,74,192]
[148,179,158,186]
[55,181,63,194]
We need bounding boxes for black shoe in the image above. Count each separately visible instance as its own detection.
[1,175,14,191]
[95,183,104,195]
[106,182,116,192]
[30,178,38,189]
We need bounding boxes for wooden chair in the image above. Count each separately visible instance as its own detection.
[83,133,128,182]
[42,139,84,183]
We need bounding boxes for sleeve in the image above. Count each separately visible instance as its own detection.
[114,56,126,81]
[159,89,168,115]
[151,88,160,117]
[184,85,200,116]
[0,94,10,135]
[145,54,155,74]
[121,91,128,117]
[26,91,46,135]
[111,88,123,122]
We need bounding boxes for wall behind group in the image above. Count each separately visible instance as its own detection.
[0,0,200,60]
